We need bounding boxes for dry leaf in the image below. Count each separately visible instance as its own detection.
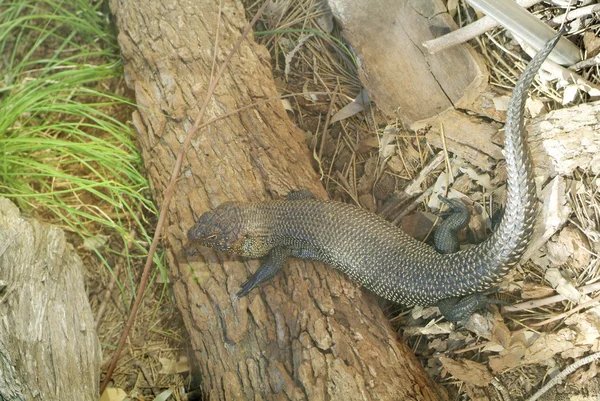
[100,388,128,401]
[387,155,405,175]
[562,84,580,105]
[565,311,600,346]
[547,226,591,270]
[465,384,492,401]
[447,0,459,16]
[154,389,174,401]
[464,312,494,340]
[526,97,546,117]
[458,166,492,190]
[522,176,571,261]
[410,305,439,320]
[489,342,526,372]
[583,31,600,57]
[403,321,454,337]
[491,319,511,349]
[159,356,190,375]
[429,338,448,353]
[493,95,510,111]
[356,157,378,193]
[401,212,436,242]
[355,136,379,154]
[571,357,598,385]
[441,357,493,387]
[281,98,294,113]
[359,193,376,213]
[379,126,398,160]
[527,329,577,364]
[330,90,369,124]
[545,268,581,303]
[521,282,555,299]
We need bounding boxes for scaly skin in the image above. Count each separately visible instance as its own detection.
[188,32,562,320]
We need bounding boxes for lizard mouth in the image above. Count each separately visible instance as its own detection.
[198,237,234,252]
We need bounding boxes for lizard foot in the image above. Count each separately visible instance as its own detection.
[436,289,509,322]
[236,247,289,297]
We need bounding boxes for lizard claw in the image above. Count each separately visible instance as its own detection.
[237,277,259,298]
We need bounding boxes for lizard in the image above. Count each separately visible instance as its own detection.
[187,31,562,321]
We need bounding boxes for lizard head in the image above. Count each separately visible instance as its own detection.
[187,202,246,254]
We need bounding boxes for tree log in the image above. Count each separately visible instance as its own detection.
[0,198,101,401]
[109,0,446,400]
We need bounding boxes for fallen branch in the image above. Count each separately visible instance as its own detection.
[422,0,543,54]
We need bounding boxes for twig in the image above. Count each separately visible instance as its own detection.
[392,186,435,225]
[404,151,445,197]
[379,151,444,220]
[530,292,600,327]
[504,281,600,312]
[548,4,600,26]
[518,39,600,93]
[439,124,453,190]
[527,351,600,401]
[422,0,543,54]
[570,53,600,71]
[99,0,272,393]
[317,84,339,179]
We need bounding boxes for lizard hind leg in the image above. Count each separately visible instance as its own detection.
[436,289,510,322]
[237,246,291,297]
[433,198,508,321]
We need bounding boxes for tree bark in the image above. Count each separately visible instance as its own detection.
[0,198,101,401]
[109,1,447,400]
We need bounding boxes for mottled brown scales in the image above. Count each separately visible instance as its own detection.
[189,33,562,320]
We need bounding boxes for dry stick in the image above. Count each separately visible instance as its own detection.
[422,0,544,54]
[99,0,272,392]
[548,3,600,26]
[517,39,600,92]
[403,151,445,197]
[437,287,600,356]
[446,288,600,355]
[504,281,600,312]
[531,292,600,327]
[380,152,444,221]
[439,124,453,192]
[527,351,600,401]
[317,84,338,180]
[571,53,600,71]
[392,187,435,225]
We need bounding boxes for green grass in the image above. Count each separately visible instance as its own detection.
[0,0,163,306]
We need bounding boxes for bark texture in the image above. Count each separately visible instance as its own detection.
[109,1,447,400]
[0,198,101,401]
